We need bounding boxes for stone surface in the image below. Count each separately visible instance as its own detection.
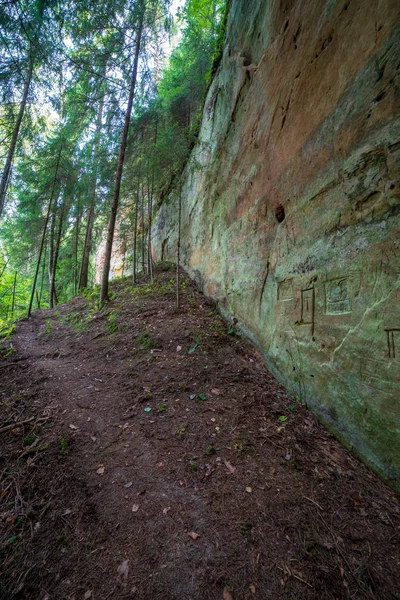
[153,0,400,489]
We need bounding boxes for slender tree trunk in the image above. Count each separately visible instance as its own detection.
[38,238,47,308]
[176,179,182,309]
[28,148,62,318]
[49,202,65,307]
[11,272,17,317]
[0,60,33,217]
[147,168,154,282]
[122,233,126,278]
[79,89,104,291]
[74,201,81,294]
[0,259,9,280]
[79,202,94,290]
[133,179,140,283]
[100,7,144,305]
[48,209,56,307]
[141,181,145,275]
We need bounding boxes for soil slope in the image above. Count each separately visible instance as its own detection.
[0,266,399,600]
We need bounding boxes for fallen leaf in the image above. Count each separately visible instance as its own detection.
[117,559,129,583]
[162,507,171,515]
[90,436,97,442]
[176,345,182,352]
[144,407,152,413]
[96,464,105,475]
[124,481,133,488]
[250,584,256,594]
[69,424,78,430]
[131,504,139,513]
[198,393,207,401]
[84,591,92,599]
[223,460,236,475]
[245,487,252,493]
[211,418,216,423]
[62,509,72,516]
[223,587,234,600]
[211,388,221,395]
[187,531,200,540]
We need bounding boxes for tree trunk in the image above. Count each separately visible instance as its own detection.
[28,148,62,318]
[79,201,95,290]
[49,202,65,307]
[11,272,17,317]
[79,89,105,291]
[48,209,56,307]
[133,178,140,283]
[141,181,146,275]
[0,259,9,281]
[74,201,81,294]
[100,7,144,305]
[38,238,47,308]
[0,60,33,218]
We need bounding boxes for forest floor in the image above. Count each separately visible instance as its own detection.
[0,264,399,600]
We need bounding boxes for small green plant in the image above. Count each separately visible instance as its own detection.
[234,439,251,454]
[107,311,122,334]
[0,344,15,358]
[23,432,38,447]
[57,535,68,545]
[59,435,70,455]
[0,322,16,341]
[177,424,187,439]
[157,402,167,413]
[278,415,288,422]
[61,311,89,333]
[205,444,216,456]
[239,521,253,536]
[135,332,159,352]
[130,279,174,301]
[44,319,53,334]
[188,335,202,354]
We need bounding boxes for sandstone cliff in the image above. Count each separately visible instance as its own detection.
[153,0,400,489]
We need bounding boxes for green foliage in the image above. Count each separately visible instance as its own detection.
[106,310,123,334]
[205,444,216,456]
[59,435,70,456]
[177,423,187,439]
[135,331,160,352]
[0,0,227,312]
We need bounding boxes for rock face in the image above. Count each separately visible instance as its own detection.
[153,0,400,489]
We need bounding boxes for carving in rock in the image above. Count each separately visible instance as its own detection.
[301,287,315,335]
[385,328,399,359]
[277,279,293,301]
[325,277,351,314]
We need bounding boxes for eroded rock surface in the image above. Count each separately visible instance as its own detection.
[153,0,400,488]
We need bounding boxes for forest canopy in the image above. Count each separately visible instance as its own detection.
[0,0,227,330]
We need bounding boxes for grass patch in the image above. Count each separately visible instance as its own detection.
[135,332,161,352]
[59,435,71,456]
[130,279,174,301]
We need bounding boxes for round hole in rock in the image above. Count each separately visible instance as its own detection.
[275,204,285,223]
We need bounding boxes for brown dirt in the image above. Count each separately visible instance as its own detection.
[0,264,399,600]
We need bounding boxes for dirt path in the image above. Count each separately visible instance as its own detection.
[1,267,399,600]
